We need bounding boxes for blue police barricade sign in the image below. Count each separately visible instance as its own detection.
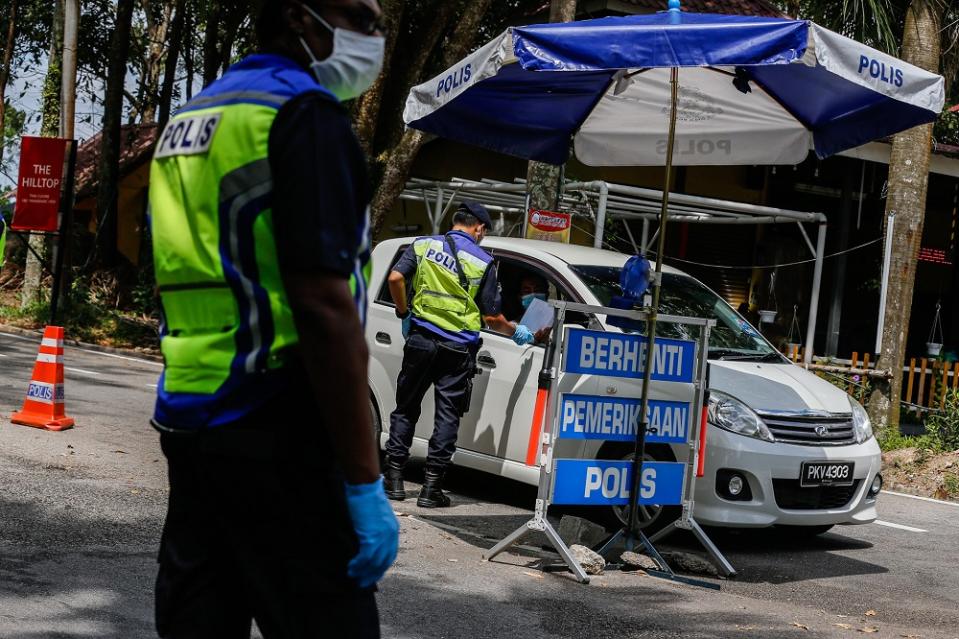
[484,302,732,583]
[558,393,690,444]
[563,328,695,383]
[552,459,685,506]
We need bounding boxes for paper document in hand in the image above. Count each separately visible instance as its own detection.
[519,298,554,332]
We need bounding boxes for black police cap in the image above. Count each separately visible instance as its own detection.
[458,201,493,229]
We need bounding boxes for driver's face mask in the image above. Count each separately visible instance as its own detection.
[521,293,547,310]
[298,4,385,101]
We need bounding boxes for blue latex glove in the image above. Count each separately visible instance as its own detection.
[344,477,399,589]
[401,315,411,339]
[512,324,535,346]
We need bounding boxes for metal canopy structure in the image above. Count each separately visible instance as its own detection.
[399,178,828,364]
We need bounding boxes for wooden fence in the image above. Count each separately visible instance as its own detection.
[783,347,959,411]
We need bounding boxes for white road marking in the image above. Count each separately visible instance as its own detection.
[65,367,101,376]
[145,384,158,389]
[1,332,162,367]
[0,331,38,342]
[874,520,927,533]
[0,353,7,357]
[79,349,163,367]
[882,489,959,508]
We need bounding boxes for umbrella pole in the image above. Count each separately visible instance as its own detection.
[625,66,680,549]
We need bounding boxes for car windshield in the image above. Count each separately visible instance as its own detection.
[569,265,780,361]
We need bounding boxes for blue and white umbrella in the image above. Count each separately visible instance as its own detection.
[404,3,944,167]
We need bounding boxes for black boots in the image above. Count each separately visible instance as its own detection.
[384,461,451,507]
[416,469,451,508]
[384,460,406,501]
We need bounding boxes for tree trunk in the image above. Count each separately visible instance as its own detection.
[202,2,222,87]
[22,0,63,310]
[138,0,175,124]
[94,0,136,268]
[0,0,18,169]
[867,0,942,436]
[526,0,577,216]
[159,0,187,128]
[354,0,405,154]
[375,0,459,153]
[40,0,64,138]
[549,0,578,23]
[370,0,494,238]
[184,0,195,100]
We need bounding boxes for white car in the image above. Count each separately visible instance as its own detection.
[366,237,882,534]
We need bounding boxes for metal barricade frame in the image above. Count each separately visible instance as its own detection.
[483,300,731,585]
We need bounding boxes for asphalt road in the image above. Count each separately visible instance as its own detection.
[1,331,957,639]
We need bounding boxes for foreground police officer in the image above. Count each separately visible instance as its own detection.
[148,1,396,637]
[384,203,536,507]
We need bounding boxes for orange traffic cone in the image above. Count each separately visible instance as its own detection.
[11,326,75,432]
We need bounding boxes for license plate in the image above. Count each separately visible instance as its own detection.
[800,461,854,487]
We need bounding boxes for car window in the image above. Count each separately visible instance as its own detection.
[492,256,590,336]
[569,265,779,361]
[374,245,409,305]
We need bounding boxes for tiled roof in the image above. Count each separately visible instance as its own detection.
[75,123,160,198]
[621,0,786,17]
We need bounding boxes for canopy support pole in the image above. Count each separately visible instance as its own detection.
[623,66,679,551]
[803,222,827,365]
[593,182,609,249]
[433,188,444,234]
[622,218,640,254]
[876,211,895,354]
[797,222,817,258]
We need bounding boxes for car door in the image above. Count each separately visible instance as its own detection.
[455,253,597,465]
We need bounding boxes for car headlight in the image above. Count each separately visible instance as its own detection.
[849,396,873,444]
[708,391,774,442]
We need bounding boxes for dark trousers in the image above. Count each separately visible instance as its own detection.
[155,398,379,639]
[386,330,476,472]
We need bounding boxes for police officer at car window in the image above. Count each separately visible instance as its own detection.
[148,1,397,637]
[385,202,536,507]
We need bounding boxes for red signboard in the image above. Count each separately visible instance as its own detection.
[918,247,952,265]
[525,208,572,244]
[12,136,69,232]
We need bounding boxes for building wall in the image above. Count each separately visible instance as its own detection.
[73,161,150,266]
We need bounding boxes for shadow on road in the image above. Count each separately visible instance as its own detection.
[408,463,890,588]
[378,573,833,639]
[0,489,162,637]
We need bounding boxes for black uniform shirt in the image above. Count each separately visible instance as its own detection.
[269,92,370,278]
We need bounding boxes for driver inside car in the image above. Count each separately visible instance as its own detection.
[506,272,552,344]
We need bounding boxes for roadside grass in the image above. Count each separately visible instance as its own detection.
[0,288,159,352]
[880,394,959,502]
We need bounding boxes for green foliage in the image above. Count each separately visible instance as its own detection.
[882,389,959,453]
[926,389,959,451]
[935,107,959,147]
[819,369,873,405]
[784,0,904,54]
[878,428,939,453]
[0,269,158,350]
[944,473,959,498]
[1,101,26,177]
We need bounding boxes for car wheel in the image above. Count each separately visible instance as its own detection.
[369,393,385,467]
[775,524,834,537]
[593,444,681,536]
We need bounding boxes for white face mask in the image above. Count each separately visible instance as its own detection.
[299,4,385,102]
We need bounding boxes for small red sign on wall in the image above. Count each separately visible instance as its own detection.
[12,136,70,232]
[525,209,572,244]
